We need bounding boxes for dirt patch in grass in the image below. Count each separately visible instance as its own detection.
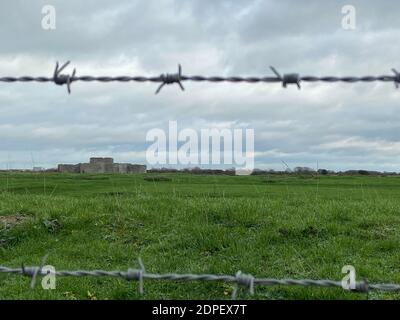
[0,213,31,228]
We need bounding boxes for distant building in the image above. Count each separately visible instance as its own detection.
[33,167,45,172]
[58,157,146,174]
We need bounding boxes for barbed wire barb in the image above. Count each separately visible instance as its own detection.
[53,61,76,94]
[270,66,301,89]
[354,279,369,294]
[137,258,145,295]
[392,68,400,88]
[31,254,49,289]
[231,271,255,299]
[20,254,49,289]
[125,258,145,295]
[155,64,185,94]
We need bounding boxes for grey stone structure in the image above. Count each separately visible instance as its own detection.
[58,158,146,174]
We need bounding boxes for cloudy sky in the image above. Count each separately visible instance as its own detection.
[0,0,399,171]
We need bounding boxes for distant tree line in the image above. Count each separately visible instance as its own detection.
[147,167,399,176]
[1,166,398,176]
[148,167,236,175]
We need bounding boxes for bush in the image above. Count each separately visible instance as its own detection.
[143,176,172,182]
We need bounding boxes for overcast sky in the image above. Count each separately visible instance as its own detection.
[0,0,399,171]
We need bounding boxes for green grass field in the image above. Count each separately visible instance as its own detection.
[0,172,399,300]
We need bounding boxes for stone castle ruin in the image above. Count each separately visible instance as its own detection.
[58,157,146,174]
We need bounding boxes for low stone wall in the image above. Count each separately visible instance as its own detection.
[127,164,146,173]
[112,163,146,173]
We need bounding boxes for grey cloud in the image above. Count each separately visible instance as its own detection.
[0,0,399,171]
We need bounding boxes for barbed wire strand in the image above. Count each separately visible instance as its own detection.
[0,62,399,94]
[1,263,400,297]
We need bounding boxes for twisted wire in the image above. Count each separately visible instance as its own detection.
[1,265,399,294]
[0,62,398,94]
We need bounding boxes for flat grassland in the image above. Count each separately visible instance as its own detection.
[0,172,399,300]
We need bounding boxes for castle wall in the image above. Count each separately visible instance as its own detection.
[115,163,128,173]
[90,157,113,165]
[58,164,80,173]
[80,163,104,173]
[127,164,146,173]
[58,158,146,174]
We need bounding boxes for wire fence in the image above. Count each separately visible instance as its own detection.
[0,61,399,94]
[1,258,400,298]
[1,61,399,298]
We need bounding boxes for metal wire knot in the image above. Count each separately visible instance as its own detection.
[392,69,400,89]
[270,66,301,89]
[21,265,39,277]
[53,61,76,94]
[155,64,185,94]
[21,254,49,289]
[232,271,255,299]
[126,258,145,295]
[354,279,369,293]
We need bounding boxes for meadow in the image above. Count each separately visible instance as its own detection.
[0,172,399,300]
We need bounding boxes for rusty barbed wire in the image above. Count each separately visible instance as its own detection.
[0,61,399,94]
[0,260,399,298]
